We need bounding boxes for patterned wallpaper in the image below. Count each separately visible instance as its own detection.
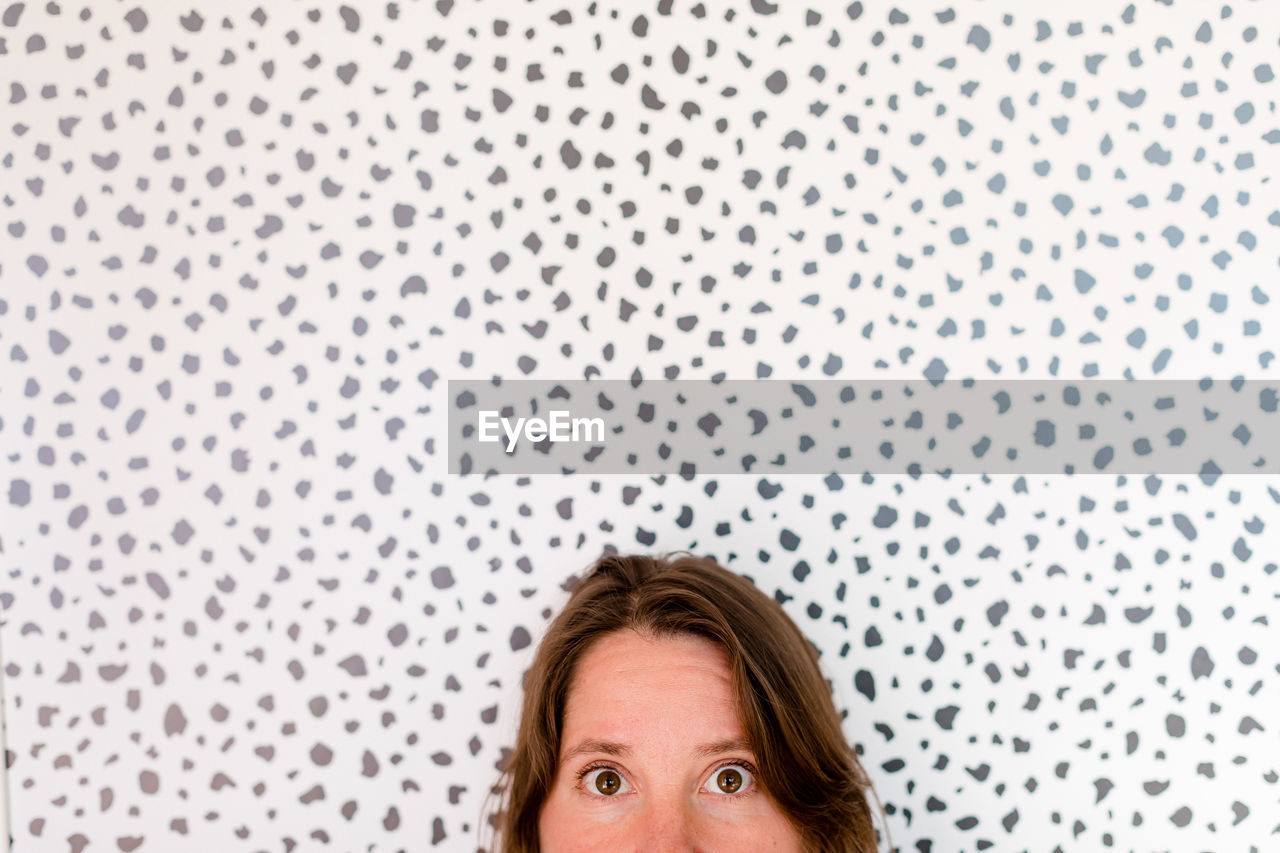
[2,1,1278,851]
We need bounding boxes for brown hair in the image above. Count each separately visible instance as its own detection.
[491,551,884,852]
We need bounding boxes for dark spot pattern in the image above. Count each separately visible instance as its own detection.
[1,1,1278,851]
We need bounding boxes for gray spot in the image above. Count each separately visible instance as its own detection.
[310,743,334,765]
[393,204,416,227]
[640,83,666,109]
[872,505,898,528]
[338,654,368,676]
[255,215,283,239]
[1033,420,1055,447]
[987,600,1009,627]
[854,669,875,701]
[1190,646,1214,679]
[164,704,187,736]
[560,139,582,169]
[1118,88,1146,108]
[1144,142,1172,166]
[966,24,990,52]
[124,7,147,32]
[49,329,70,354]
[1172,513,1197,540]
[8,478,30,506]
[99,663,127,681]
[1125,606,1153,623]
[118,204,145,227]
[172,519,194,545]
[145,572,170,599]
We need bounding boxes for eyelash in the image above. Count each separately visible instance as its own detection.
[574,760,759,800]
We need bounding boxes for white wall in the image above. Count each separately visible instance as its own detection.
[1,631,10,853]
[1,1,1278,851]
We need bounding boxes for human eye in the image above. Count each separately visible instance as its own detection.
[575,763,633,798]
[702,761,758,798]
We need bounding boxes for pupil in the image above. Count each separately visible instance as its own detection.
[595,770,621,795]
[717,768,742,793]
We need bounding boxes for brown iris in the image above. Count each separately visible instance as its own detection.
[594,769,622,795]
[714,767,743,793]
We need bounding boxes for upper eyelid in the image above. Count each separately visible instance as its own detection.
[577,760,625,781]
[702,759,758,791]
[576,761,634,796]
[709,757,757,774]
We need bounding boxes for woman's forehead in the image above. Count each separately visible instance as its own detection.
[573,629,731,683]
[561,630,743,740]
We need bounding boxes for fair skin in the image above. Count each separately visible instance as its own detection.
[538,629,804,852]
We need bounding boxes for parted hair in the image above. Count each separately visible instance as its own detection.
[492,550,883,853]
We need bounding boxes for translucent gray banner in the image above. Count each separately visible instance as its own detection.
[446,379,1280,478]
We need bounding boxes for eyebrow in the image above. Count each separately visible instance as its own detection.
[692,737,754,758]
[561,737,754,762]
